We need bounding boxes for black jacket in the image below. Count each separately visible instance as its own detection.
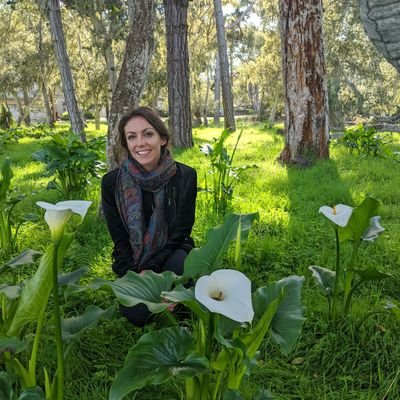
[101,162,197,277]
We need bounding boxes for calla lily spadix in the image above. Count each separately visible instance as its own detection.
[37,200,92,242]
[319,204,353,227]
[362,216,385,241]
[195,269,254,323]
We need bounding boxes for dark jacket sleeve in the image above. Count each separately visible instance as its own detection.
[144,163,197,270]
[101,169,136,277]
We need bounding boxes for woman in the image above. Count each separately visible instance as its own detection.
[101,106,197,326]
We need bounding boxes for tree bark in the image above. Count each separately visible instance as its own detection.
[213,0,236,131]
[278,0,329,166]
[107,0,154,170]
[45,0,85,141]
[213,54,221,126]
[360,0,400,73]
[164,0,193,147]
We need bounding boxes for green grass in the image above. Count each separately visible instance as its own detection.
[1,122,400,399]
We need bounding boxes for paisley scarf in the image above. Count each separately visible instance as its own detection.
[116,149,177,269]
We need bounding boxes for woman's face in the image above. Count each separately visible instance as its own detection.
[124,116,167,172]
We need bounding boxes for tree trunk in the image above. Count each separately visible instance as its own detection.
[41,83,55,126]
[214,54,221,126]
[22,89,31,126]
[213,0,236,131]
[107,0,154,170]
[164,0,193,148]
[45,0,85,141]
[278,0,329,166]
[203,65,210,127]
[359,0,400,73]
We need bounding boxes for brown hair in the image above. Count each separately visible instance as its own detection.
[118,106,170,151]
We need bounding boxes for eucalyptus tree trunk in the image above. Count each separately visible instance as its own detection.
[214,54,221,126]
[164,0,193,148]
[213,0,235,131]
[43,0,85,141]
[107,0,154,170]
[278,0,329,166]
[359,0,400,73]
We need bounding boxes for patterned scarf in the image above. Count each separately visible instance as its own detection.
[116,149,177,269]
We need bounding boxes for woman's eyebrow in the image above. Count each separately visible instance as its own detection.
[126,127,154,134]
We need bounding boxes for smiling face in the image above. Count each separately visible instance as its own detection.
[124,116,167,172]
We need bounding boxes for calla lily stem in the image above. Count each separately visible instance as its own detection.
[331,227,340,320]
[343,241,360,315]
[52,242,64,400]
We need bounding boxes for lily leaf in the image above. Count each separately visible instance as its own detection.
[2,249,42,269]
[18,387,45,400]
[0,157,13,201]
[92,270,177,313]
[385,302,400,320]
[253,276,305,355]
[308,265,335,297]
[0,284,21,300]
[62,305,115,341]
[184,213,259,278]
[340,196,380,242]
[7,234,74,337]
[58,266,89,288]
[351,267,391,282]
[0,371,12,400]
[223,389,245,400]
[161,285,209,322]
[0,336,26,354]
[253,388,274,399]
[109,326,209,400]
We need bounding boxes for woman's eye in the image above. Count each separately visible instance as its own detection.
[127,134,136,140]
[145,131,154,137]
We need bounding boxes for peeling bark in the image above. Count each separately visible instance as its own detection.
[279,0,329,165]
[107,0,154,170]
[164,0,193,147]
[360,0,400,73]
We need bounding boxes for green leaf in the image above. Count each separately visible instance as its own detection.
[253,388,274,399]
[0,336,26,354]
[0,158,13,201]
[0,284,21,300]
[351,267,391,282]
[340,196,380,242]
[92,270,177,313]
[3,249,42,269]
[223,389,245,400]
[109,326,209,400]
[58,266,89,287]
[18,387,45,400]
[184,213,259,278]
[253,276,305,355]
[161,285,209,322]
[308,265,335,297]
[62,305,115,341]
[0,371,13,400]
[7,234,74,336]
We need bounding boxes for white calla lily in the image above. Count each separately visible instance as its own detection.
[319,204,353,227]
[195,269,254,323]
[362,216,385,241]
[37,200,92,242]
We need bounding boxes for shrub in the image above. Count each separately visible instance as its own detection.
[0,104,14,129]
[60,111,69,121]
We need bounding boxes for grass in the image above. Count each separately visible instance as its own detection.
[1,121,400,399]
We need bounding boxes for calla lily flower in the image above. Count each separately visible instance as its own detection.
[195,269,254,323]
[319,204,353,227]
[362,216,385,241]
[37,200,92,242]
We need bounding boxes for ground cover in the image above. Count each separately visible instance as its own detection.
[1,122,399,399]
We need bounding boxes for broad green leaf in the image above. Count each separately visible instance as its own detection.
[92,270,177,313]
[62,305,115,341]
[340,196,380,242]
[3,249,42,269]
[308,265,335,296]
[223,389,245,400]
[58,266,89,287]
[0,284,21,300]
[351,267,391,282]
[0,371,13,400]
[0,158,13,201]
[184,213,259,278]
[109,326,209,400]
[385,302,400,320]
[7,234,74,336]
[161,285,209,322]
[253,276,305,355]
[0,336,26,354]
[18,387,45,400]
[253,388,274,399]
